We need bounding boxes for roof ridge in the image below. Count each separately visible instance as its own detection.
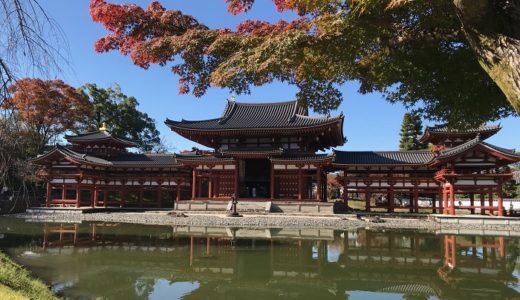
[218,100,237,125]
[232,99,297,106]
[334,149,432,153]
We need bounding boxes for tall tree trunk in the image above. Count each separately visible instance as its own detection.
[454,0,520,113]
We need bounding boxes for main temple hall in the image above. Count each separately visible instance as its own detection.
[32,99,520,216]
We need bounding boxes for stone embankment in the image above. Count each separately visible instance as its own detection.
[16,209,520,236]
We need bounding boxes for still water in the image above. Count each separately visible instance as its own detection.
[0,217,519,300]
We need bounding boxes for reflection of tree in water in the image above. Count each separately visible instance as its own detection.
[402,294,428,300]
[134,278,156,299]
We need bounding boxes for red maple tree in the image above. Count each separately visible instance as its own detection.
[3,78,92,150]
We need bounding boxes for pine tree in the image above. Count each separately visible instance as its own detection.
[399,112,427,151]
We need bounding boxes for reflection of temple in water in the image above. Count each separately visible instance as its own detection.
[5,222,520,299]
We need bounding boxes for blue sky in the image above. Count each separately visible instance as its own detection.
[40,0,519,152]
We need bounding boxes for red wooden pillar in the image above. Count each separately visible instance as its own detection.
[213,175,218,198]
[270,163,275,200]
[208,169,213,199]
[469,193,475,214]
[198,175,202,197]
[316,166,322,201]
[488,190,493,215]
[442,185,448,214]
[234,162,239,197]
[176,180,181,203]
[497,180,504,217]
[437,190,443,214]
[92,187,97,208]
[432,193,437,214]
[449,184,455,215]
[93,186,98,208]
[75,186,80,208]
[46,181,51,207]
[479,192,485,215]
[343,179,348,207]
[61,184,66,207]
[191,169,197,200]
[413,188,419,213]
[388,188,394,213]
[298,166,303,200]
[365,189,371,212]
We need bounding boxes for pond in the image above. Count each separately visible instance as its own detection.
[0,217,519,300]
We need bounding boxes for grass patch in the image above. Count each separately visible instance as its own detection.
[0,251,58,300]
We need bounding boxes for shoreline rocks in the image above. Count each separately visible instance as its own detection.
[10,211,520,236]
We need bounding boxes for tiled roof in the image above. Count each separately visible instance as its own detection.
[65,131,137,147]
[32,145,178,167]
[31,145,111,166]
[110,154,176,167]
[175,154,235,162]
[425,124,501,133]
[435,137,519,160]
[165,100,343,131]
[333,150,434,165]
[418,124,500,142]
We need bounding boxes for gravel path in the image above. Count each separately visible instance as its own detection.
[15,211,520,234]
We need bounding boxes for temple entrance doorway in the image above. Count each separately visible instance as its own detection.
[238,159,271,198]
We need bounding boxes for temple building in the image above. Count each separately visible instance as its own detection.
[165,100,344,201]
[32,100,520,216]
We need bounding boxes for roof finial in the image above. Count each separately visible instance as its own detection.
[228,93,236,102]
[99,122,108,132]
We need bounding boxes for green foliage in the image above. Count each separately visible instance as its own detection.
[78,83,161,152]
[399,112,427,150]
[0,251,58,300]
[90,0,517,127]
[502,179,518,198]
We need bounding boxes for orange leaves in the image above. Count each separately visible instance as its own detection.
[3,78,92,136]
[236,19,310,36]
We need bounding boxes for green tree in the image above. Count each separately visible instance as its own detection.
[502,179,518,198]
[78,83,161,153]
[399,112,426,150]
[89,0,519,127]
